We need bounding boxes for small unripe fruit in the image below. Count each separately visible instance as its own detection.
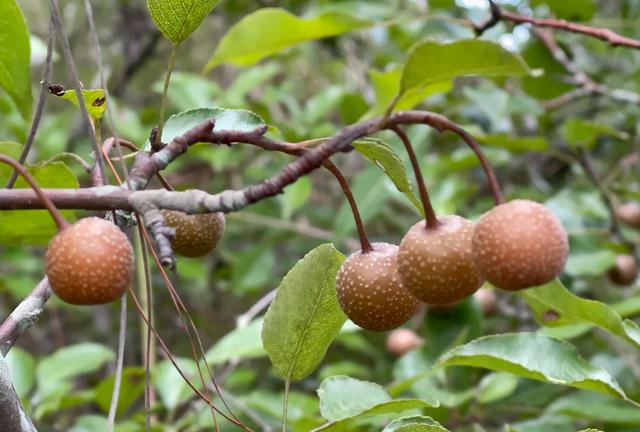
[608,254,638,286]
[336,242,419,332]
[474,287,497,316]
[398,215,484,305]
[45,217,134,305]
[472,199,569,291]
[615,203,640,229]
[386,329,424,357]
[162,210,225,257]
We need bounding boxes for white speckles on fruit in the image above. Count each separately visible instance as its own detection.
[608,254,638,286]
[386,328,424,357]
[472,199,569,291]
[45,217,134,305]
[397,215,484,305]
[336,242,419,332]
[162,210,225,257]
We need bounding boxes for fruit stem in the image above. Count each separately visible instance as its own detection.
[390,126,439,229]
[155,44,179,148]
[446,124,505,205]
[322,159,373,253]
[0,155,69,230]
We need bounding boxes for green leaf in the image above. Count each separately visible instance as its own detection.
[154,107,266,148]
[369,68,451,116]
[438,333,628,400]
[152,357,198,410]
[476,372,519,404]
[383,416,450,432]
[0,0,31,119]
[399,40,530,103]
[5,347,35,398]
[475,134,549,153]
[205,8,373,70]
[531,0,596,21]
[548,392,640,425]
[37,343,114,393]
[94,367,146,416]
[262,244,346,381]
[147,0,220,44]
[562,118,628,149]
[279,176,312,219]
[565,250,617,277]
[318,376,391,421]
[53,89,106,121]
[353,138,422,213]
[313,399,437,431]
[0,143,79,245]
[206,319,266,365]
[519,279,640,348]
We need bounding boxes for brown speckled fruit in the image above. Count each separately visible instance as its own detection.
[608,254,638,286]
[45,217,134,305]
[386,329,424,357]
[398,216,484,305]
[162,210,225,257]
[336,242,419,332]
[615,203,640,229]
[472,199,569,291]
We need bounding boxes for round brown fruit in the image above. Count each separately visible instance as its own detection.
[397,215,484,305]
[336,242,419,332]
[472,199,569,291]
[615,203,640,229]
[473,287,497,316]
[608,254,638,286]
[45,217,134,305]
[162,210,225,257]
[386,329,424,357]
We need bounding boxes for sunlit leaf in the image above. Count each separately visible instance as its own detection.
[0,0,31,119]
[147,0,221,44]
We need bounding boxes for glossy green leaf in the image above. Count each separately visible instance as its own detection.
[0,142,79,245]
[205,8,372,70]
[314,399,437,431]
[383,416,450,432]
[519,279,640,348]
[353,138,422,213]
[318,375,391,421]
[369,68,451,116]
[154,107,266,147]
[95,367,146,416]
[399,40,530,103]
[206,319,266,365]
[438,333,628,400]
[262,244,346,381]
[37,343,114,393]
[54,89,106,121]
[147,0,220,44]
[0,0,31,119]
[5,347,35,398]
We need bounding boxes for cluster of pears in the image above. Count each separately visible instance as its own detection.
[45,211,225,305]
[336,199,569,331]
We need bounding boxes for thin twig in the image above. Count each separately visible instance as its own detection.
[106,296,127,432]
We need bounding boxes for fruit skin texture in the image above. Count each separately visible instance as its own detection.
[162,210,225,257]
[608,254,638,286]
[615,203,640,229]
[336,242,419,332]
[472,199,569,291]
[398,215,484,305]
[45,217,134,305]
[386,329,424,357]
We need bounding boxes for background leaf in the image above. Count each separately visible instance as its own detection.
[318,375,391,421]
[0,0,31,119]
[438,333,628,400]
[205,8,373,70]
[383,416,450,432]
[147,0,221,44]
[262,244,346,381]
[205,318,266,365]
